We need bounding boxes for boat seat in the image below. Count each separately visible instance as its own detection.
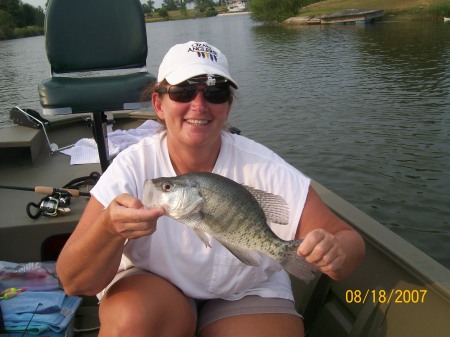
[38,0,155,172]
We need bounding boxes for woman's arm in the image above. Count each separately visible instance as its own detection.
[56,194,165,296]
[296,186,365,280]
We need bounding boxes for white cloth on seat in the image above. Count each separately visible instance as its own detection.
[61,119,162,165]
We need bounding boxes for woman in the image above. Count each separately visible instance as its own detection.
[56,41,365,337]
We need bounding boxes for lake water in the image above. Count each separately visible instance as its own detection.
[1,14,449,269]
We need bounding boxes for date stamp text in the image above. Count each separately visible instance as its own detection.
[345,289,427,304]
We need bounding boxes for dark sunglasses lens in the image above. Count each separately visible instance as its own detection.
[167,85,230,104]
[204,86,230,104]
[168,86,197,103]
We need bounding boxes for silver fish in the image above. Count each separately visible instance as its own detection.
[142,172,317,281]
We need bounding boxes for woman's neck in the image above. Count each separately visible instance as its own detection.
[167,139,221,175]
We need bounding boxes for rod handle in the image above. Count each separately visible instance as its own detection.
[34,186,81,197]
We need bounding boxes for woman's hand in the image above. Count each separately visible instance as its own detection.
[105,193,166,240]
[298,228,346,277]
[296,187,365,280]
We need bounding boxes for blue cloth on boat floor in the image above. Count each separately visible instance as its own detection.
[0,291,81,334]
[1,291,65,316]
[7,330,70,337]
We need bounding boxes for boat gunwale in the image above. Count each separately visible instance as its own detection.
[312,180,450,303]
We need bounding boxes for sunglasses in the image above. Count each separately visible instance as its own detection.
[156,83,231,104]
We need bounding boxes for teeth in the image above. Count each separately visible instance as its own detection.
[186,119,208,125]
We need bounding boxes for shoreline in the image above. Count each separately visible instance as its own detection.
[1,6,446,42]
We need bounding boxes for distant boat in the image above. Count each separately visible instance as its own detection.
[444,17,450,22]
[227,0,247,12]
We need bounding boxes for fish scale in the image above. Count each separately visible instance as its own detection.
[197,177,283,258]
[142,172,317,281]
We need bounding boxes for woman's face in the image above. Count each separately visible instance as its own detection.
[152,83,232,150]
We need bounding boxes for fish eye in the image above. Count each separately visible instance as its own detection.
[162,182,172,192]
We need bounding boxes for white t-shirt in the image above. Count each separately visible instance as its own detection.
[91,131,311,301]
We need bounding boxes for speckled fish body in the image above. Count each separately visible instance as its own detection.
[143,172,316,281]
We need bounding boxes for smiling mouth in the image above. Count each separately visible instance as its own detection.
[186,119,209,125]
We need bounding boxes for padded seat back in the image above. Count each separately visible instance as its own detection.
[39,0,155,115]
[45,0,148,73]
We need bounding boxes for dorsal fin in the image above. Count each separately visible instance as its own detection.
[243,186,290,225]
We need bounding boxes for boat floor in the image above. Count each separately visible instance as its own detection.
[0,112,154,336]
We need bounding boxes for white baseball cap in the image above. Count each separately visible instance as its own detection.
[157,41,238,89]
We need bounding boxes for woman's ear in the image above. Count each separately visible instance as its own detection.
[152,92,165,121]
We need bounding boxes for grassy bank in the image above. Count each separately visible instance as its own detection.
[298,0,450,21]
[0,25,44,41]
[145,1,450,23]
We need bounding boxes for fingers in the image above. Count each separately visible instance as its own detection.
[111,208,158,239]
[107,194,166,239]
[298,229,346,275]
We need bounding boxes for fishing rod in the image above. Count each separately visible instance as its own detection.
[0,172,99,219]
[0,184,90,219]
[0,185,90,197]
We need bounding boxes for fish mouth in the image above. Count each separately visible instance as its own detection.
[185,119,210,126]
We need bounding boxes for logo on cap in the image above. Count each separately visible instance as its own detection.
[187,42,218,62]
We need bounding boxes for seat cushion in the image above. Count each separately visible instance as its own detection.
[38,72,155,115]
[45,0,148,73]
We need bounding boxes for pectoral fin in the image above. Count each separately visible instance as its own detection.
[217,239,262,266]
[193,228,211,248]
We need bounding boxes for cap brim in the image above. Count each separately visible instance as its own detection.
[165,65,238,89]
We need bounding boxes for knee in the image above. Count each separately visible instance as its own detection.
[98,274,196,337]
[99,297,150,336]
[99,297,195,337]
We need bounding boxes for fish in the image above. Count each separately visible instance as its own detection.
[142,172,317,281]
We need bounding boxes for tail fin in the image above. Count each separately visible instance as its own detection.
[280,240,319,281]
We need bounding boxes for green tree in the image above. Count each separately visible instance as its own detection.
[0,0,44,39]
[0,0,21,24]
[142,0,155,13]
[19,3,44,27]
[180,0,187,16]
[161,0,179,10]
[250,0,303,23]
[158,7,169,18]
[0,9,15,39]
[194,0,215,12]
